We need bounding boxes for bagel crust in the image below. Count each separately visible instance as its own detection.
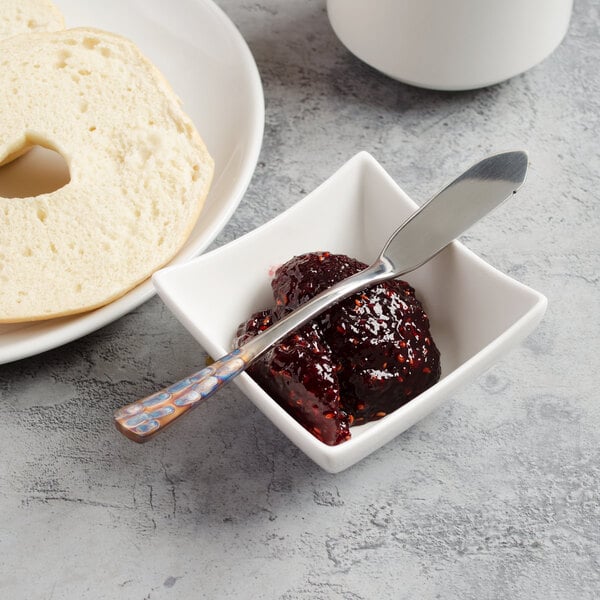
[0,28,214,322]
[0,0,64,41]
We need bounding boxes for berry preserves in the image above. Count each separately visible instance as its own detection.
[235,252,440,445]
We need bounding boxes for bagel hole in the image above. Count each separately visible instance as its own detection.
[0,145,70,199]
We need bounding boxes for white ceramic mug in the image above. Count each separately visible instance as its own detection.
[327,0,573,90]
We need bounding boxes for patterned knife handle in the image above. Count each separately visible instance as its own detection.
[114,349,248,443]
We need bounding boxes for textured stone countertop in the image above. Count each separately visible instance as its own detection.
[1,1,599,599]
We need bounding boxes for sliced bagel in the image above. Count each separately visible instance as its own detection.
[0,0,64,40]
[0,0,64,165]
[0,28,214,322]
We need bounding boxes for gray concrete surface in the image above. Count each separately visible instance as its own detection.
[1,1,599,598]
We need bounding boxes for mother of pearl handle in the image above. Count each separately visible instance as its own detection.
[114,349,247,442]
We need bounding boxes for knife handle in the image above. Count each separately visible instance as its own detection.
[113,349,248,442]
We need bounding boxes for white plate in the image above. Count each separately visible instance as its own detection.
[154,152,547,473]
[0,0,264,365]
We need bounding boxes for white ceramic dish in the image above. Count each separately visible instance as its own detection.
[153,152,547,472]
[0,0,264,364]
[327,0,573,91]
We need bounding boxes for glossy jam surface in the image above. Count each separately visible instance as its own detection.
[235,252,441,445]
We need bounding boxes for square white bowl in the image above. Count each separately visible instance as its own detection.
[153,152,547,473]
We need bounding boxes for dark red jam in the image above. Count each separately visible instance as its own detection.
[235,252,441,445]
